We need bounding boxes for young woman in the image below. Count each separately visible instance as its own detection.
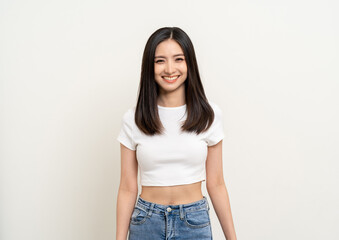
[116,27,237,240]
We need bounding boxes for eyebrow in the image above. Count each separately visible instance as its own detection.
[154,53,185,59]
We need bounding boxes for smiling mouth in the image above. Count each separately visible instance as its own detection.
[162,75,180,81]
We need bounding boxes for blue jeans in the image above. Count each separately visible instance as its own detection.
[128,195,213,240]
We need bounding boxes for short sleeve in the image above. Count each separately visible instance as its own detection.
[205,102,225,146]
[117,109,136,151]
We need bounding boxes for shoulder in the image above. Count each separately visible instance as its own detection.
[121,106,136,123]
[208,101,222,116]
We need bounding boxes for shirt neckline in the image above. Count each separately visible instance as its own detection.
[157,104,186,110]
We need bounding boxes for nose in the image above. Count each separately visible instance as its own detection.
[164,61,175,75]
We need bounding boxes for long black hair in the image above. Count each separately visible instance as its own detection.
[135,27,215,136]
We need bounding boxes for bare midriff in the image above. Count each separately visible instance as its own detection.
[139,181,204,205]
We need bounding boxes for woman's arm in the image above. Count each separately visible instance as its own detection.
[206,140,237,240]
[116,144,139,240]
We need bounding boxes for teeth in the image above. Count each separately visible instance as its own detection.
[163,75,179,80]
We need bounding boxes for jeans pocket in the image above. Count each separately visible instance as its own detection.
[130,206,149,225]
[184,208,211,229]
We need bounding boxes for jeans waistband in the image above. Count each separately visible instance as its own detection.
[134,195,210,219]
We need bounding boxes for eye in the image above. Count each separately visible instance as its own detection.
[155,59,164,63]
[176,58,184,61]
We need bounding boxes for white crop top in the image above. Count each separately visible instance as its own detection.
[116,101,225,186]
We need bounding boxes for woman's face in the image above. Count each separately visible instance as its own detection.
[154,39,188,94]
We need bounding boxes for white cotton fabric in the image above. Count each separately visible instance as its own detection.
[116,101,225,186]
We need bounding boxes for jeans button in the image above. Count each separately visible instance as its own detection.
[166,207,172,212]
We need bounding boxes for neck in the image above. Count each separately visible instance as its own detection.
[157,88,186,107]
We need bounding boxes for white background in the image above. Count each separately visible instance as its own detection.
[1,0,338,239]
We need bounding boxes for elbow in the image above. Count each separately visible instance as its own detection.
[206,179,226,193]
[119,185,138,194]
[119,180,138,194]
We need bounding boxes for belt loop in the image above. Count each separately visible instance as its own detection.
[205,196,210,210]
[179,204,184,220]
[147,203,155,217]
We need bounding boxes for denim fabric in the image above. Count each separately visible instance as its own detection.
[128,195,213,240]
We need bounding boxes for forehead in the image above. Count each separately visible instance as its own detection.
[155,39,184,56]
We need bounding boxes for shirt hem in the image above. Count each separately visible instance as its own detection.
[140,177,206,187]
